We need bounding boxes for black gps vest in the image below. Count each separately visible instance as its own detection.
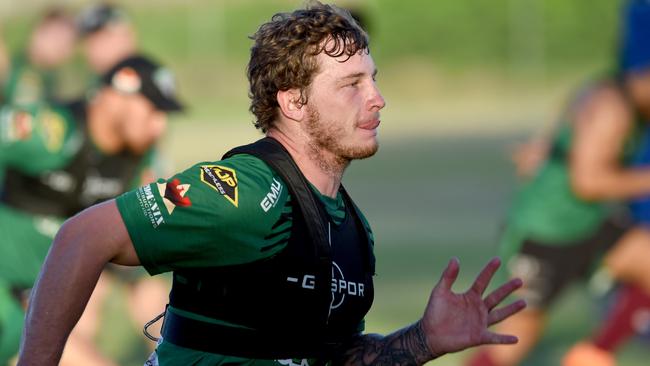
[0,101,144,217]
[162,137,376,360]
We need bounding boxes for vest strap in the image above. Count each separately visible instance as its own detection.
[223,137,333,325]
[161,309,347,359]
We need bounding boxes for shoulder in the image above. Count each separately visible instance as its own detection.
[175,153,289,214]
[199,154,278,189]
[347,195,375,244]
[571,81,633,128]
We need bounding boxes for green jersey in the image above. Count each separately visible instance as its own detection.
[501,101,642,255]
[0,101,153,285]
[0,103,78,285]
[505,124,608,244]
[2,54,57,107]
[0,101,156,361]
[0,102,78,172]
[116,154,374,366]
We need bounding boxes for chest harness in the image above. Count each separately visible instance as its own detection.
[160,137,376,359]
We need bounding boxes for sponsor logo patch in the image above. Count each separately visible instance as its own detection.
[200,165,238,207]
[277,359,311,366]
[0,108,33,142]
[12,110,33,140]
[136,184,165,228]
[286,261,366,311]
[157,178,191,214]
[40,110,66,152]
[260,177,283,212]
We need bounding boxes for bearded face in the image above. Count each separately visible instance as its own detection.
[303,104,379,166]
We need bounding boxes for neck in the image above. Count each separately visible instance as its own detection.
[267,128,347,198]
[88,99,123,154]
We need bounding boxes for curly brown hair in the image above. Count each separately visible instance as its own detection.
[247,1,368,132]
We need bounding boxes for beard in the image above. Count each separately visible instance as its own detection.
[303,106,378,172]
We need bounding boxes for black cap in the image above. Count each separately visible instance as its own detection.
[77,3,128,36]
[101,55,184,112]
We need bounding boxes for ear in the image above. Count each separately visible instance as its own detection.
[277,88,305,122]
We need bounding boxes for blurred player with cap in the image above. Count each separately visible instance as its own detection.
[75,3,177,362]
[0,55,183,365]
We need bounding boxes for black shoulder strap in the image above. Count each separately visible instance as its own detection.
[223,137,333,325]
[338,185,376,275]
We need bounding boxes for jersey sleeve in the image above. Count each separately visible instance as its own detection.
[0,104,78,173]
[116,154,291,275]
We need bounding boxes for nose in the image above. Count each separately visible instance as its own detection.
[368,81,386,111]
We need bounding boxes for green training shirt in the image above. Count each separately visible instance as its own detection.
[2,54,57,107]
[502,111,641,254]
[0,103,79,175]
[0,102,153,286]
[116,154,373,366]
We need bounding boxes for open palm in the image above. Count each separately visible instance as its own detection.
[420,257,526,357]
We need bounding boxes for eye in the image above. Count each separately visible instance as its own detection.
[347,80,360,87]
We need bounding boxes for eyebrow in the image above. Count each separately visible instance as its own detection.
[340,69,378,81]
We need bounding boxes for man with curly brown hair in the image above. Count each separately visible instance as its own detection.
[17,3,525,365]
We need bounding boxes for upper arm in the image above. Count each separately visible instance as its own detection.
[59,199,140,266]
[569,86,633,196]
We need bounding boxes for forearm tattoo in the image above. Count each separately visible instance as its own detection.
[339,321,435,366]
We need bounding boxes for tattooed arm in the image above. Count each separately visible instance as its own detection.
[340,321,433,366]
[338,258,526,366]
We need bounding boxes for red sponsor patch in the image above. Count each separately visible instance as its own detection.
[165,178,192,207]
[14,111,33,140]
[157,179,191,214]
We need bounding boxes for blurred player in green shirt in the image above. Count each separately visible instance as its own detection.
[467,1,650,366]
[1,8,76,107]
[0,55,183,365]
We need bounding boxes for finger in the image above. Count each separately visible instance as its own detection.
[483,277,523,310]
[470,257,501,295]
[487,299,527,326]
[481,331,519,345]
[436,257,460,291]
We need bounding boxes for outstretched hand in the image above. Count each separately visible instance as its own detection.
[420,257,526,358]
